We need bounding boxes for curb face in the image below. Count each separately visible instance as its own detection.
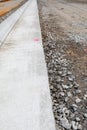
[0,0,30,45]
[0,0,56,130]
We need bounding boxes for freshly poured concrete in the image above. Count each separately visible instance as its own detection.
[0,0,56,130]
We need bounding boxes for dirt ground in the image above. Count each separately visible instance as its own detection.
[0,0,28,23]
[38,0,87,130]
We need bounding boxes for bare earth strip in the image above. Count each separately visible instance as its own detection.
[38,0,87,130]
[0,0,28,23]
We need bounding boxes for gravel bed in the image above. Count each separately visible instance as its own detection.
[38,0,87,130]
[42,22,87,130]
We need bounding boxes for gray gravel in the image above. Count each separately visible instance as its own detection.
[42,32,87,130]
[39,0,87,129]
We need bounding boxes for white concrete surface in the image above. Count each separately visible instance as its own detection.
[0,0,30,45]
[0,0,56,130]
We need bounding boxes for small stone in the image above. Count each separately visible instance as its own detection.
[58,71,62,75]
[57,85,63,91]
[74,82,79,89]
[71,75,75,79]
[75,89,81,94]
[69,83,73,88]
[67,71,72,75]
[60,116,71,129]
[65,110,70,117]
[62,73,67,77]
[65,97,69,102]
[83,94,87,100]
[59,104,65,108]
[83,113,87,118]
[70,113,75,118]
[50,85,53,90]
[75,98,81,103]
[59,92,65,96]
[62,84,69,89]
[49,69,53,74]
[68,77,73,81]
[70,104,78,112]
[84,94,87,97]
[71,121,78,130]
[67,92,72,97]
[72,104,78,108]
[77,124,82,130]
[62,107,70,116]
[75,117,80,122]
[57,76,61,82]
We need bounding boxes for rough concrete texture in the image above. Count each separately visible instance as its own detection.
[0,0,56,130]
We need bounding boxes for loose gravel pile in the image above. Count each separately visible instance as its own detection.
[38,0,87,130]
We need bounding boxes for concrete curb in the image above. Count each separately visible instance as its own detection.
[0,0,56,130]
[0,0,30,45]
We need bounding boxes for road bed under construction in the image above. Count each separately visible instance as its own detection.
[38,0,87,130]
